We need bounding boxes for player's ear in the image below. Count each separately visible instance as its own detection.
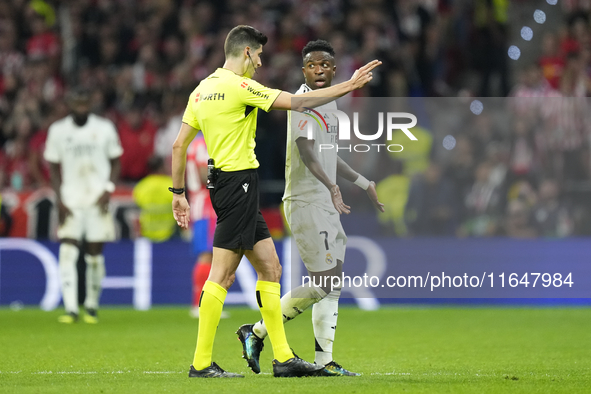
[244,46,251,58]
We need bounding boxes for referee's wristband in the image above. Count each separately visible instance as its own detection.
[354,175,371,190]
[168,187,185,195]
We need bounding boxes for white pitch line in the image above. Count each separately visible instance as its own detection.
[5,371,185,375]
[143,371,184,374]
[369,372,497,377]
[57,372,98,375]
[2,371,505,377]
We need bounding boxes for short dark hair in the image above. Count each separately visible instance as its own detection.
[302,39,335,59]
[224,25,268,57]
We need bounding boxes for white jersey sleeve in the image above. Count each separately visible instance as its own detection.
[104,120,123,159]
[44,123,61,163]
[291,109,318,141]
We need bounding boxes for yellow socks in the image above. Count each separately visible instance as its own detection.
[256,281,294,363]
[192,281,227,370]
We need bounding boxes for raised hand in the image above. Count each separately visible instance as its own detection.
[349,60,382,90]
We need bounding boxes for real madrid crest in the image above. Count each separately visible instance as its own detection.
[325,253,333,265]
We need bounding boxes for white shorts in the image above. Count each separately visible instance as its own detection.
[285,201,347,272]
[57,205,116,243]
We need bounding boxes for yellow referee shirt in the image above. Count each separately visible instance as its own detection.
[182,68,282,172]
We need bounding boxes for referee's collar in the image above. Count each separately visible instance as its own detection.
[218,67,245,78]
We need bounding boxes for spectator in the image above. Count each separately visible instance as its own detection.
[459,162,503,237]
[539,32,565,90]
[532,179,574,237]
[0,22,25,76]
[472,0,510,96]
[117,102,157,181]
[445,135,476,223]
[504,199,538,238]
[406,163,457,236]
[508,119,537,180]
[26,11,60,72]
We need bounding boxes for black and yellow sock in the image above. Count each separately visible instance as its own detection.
[192,280,227,370]
[256,281,294,363]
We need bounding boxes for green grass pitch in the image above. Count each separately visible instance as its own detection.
[0,306,590,393]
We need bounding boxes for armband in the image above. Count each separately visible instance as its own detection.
[354,175,370,190]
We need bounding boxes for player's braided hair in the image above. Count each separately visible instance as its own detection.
[224,25,268,57]
[302,39,335,59]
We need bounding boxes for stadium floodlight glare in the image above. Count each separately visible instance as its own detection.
[521,26,533,41]
[534,9,546,24]
[470,100,484,115]
[443,135,456,151]
[508,45,521,60]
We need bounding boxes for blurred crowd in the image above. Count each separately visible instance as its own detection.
[0,0,590,238]
[367,97,591,239]
[366,0,591,238]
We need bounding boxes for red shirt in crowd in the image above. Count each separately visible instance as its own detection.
[26,32,60,60]
[117,118,157,181]
[539,56,565,90]
[29,129,50,183]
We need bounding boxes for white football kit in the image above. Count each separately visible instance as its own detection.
[283,84,347,272]
[44,114,123,242]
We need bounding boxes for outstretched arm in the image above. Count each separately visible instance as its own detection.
[337,156,385,212]
[296,137,350,214]
[271,60,382,111]
[171,122,199,229]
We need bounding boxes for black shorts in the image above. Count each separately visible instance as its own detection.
[209,169,271,250]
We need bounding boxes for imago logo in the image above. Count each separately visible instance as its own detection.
[303,109,417,153]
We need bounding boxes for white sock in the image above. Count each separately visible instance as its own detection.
[84,254,105,310]
[59,243,80,314]
[313,288,341,366]
[253,284,326,339]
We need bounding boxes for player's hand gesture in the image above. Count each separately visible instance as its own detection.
[366,181,385,213]
[172,194,191,229]
[349,60,382,90]
[330,184,351,215]
[57,200,72,225]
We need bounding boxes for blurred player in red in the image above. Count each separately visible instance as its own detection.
[185,133,228,318]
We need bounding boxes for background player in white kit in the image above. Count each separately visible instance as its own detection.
[44,88,123,324]
[237,40,385,376]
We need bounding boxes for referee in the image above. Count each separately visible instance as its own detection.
[171,25,380,378]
